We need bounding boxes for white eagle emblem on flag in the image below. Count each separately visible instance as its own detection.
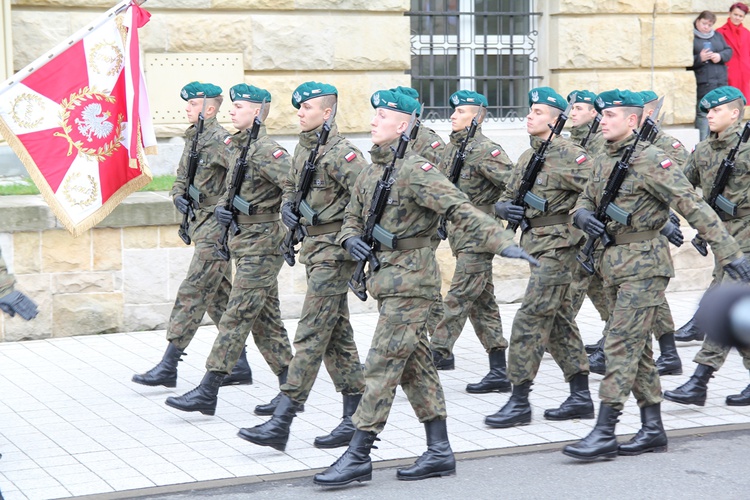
[75,103,114,142]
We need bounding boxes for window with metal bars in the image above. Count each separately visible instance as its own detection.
[407,0,541,122]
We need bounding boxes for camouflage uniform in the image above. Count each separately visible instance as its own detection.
[569,122,607,159]
[280,123,367,403]
[0,248,14,299]
[502,135,591,385]
[167,116,233,350]
[683,121,750,370]
[430,129,512,357]
[338,141,517,433]
[652,129,689,168]
[576,136,741,410]
[205,125,293,376]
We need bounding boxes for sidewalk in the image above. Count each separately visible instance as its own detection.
[1,290,749,500]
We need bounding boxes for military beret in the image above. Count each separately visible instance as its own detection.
[567,90,597,105]
[700,86,747,112]
[390,86,420,99]
[291,81,337,109]
[449,90,489,109]
[638,90,659,104]
[371,89,420,115]
[594,89,644,113]
[229,84,271,104]
[529,87,567,111]
[180,81,222,101]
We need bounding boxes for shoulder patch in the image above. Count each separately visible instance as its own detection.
[490,149,501,157]
[691,146,695,153]
[272,149,285,159]
[430,140,441,149]
[672,141,683,149]
[345,151,357,162]
[421,162,434,171]
[575,154,587,165]
[223,136,232,145]
[660,158,672,169]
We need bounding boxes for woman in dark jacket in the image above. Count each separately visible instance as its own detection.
[691,10,733,140]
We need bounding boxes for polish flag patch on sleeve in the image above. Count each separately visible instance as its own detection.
[672,141,682,149]
[575,154,587,164]
[223,136,232,145]
[272,149,285,159]
[660,159,672,169]
[491,149,501,157]
[421,162,434,171]
[345,151,357,162]
[430,140,441,149]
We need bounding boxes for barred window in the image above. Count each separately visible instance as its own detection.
[407,0,541,122]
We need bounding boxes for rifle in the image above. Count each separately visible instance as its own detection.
[580,112,601,149]
[576,97,664,274]
[280,104,337,266]
[348,109,419,301]
[506,95,575,233]
[214,100,267,261]
[437,105,487,240]
[692,121,750,256]
[178,96,207,245]
[410,104,423,141]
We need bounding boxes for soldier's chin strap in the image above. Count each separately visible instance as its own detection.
[0,290,39,321]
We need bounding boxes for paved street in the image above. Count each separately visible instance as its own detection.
[0,290,749,499]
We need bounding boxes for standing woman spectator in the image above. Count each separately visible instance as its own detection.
[717,3,750,101]
[691,11,732,140]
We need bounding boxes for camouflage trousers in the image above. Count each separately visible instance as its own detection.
[205,254,292,375]
[599,277,666,411]
[430,252,506,356]
[508,246,588,385]
[281,259,365,404]
[352,296,447,434]
[0,250,14,298]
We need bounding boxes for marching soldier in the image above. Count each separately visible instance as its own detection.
[564,89,750,461]
[164,84,295,417]
[132,82,252,389]
[236,82,367,451]
[313,89,538,487]
[665,86,750,408]
[429,90,514,393]
[389,86,446,165]
[0,248,38,321]
[568,89,606,157]
[640,90,690,168]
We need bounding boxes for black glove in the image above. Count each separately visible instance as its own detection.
[573,209,606,237]
[660,221,684,247]
[343,236,372,262]
[500,245,540,267]
[281,202,299,230]
[669,211,681,227]
[724,257,750,283]
[174,195,191,215]
[0,290,39,321]
[215,205,233,227]
[494,200,525,224]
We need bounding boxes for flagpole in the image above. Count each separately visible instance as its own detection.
[0,0,145,95]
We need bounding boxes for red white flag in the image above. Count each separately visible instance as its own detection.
[0,0,157,237]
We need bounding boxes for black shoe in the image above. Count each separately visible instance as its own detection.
[584,338,604,355]
[726,382,750,406]
[314,394,361,449]
[255,368,305,416]
[237,393,298,451]
[221,346,253,386]
[562,403,621,461]
[544,373,595,421]
[132,343,184,388]
[618,403,667,456]
[313,430,379,486]
[432,350,455,371]
[588,346,606,375]
[466,349,511,394]
[485,381,532,428]
[164,371,223,415]
[674,317,705,342]
[656,333,682,376]
[397,419,456,481]
[663,364,714,406]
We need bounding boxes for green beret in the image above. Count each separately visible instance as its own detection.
[390,86,420,99]
[700,86,747,112]
[180,81,222,101]
[229,84,271,104]
[291,81,337,109]
[449,90,488,109]
[594,89,644,113]
[371,89,420,115]
[567,90,597,105]
[638,90,658,104]
[529,87,566,111]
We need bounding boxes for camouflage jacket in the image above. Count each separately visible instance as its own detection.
[283,123,367,265]
[576,135,742,285]
[411,124,445,165]
[684,121,750,254]
[218,125,291,258]
[651,129,689,168]
[569,122,606,158]
[0,249,14,299]
[501,134,590,255]
[338,139,516,301]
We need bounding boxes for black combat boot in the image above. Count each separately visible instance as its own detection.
[585,337,604,355]
[674,316,705,342]
[484,381,532,428]
[221,346,253,386]
[543,373,595,421]
[562,403,621,461]
[254,367,305,415]
[466,349,511,394]
[432,350,455,371]
[237,393,298,451]
[726,373,750,406]
[588,344,606,375]
[655,333,682,376]
[132,342,184,388]
[618,403,667,455]
[313,429,379,486]
[396,418,456,481]
[663,364,715,406]
[314,393,362,449]
[164,371,223,415]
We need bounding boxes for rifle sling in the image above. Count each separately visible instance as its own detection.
[612,229,660,245]
[719,207,750,221]
[526,213,571,228]
[194,194,221,209]
[379,236,433,251]
[235,213,281,224]
[303,221,343,236]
